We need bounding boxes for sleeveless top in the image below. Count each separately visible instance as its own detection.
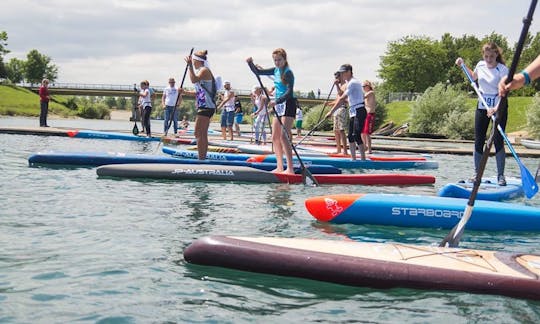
[140,89,152,107]
[194,76,216,109]
[255,93,267,117]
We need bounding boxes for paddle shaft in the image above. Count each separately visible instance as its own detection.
[165,47,194,136]
[247,60,319,186]
[441,0,537,247]
[295,82,336,147]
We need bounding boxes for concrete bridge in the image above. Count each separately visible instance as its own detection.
[23,82,332,106]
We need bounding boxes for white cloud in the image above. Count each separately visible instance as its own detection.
[2,0,537,93]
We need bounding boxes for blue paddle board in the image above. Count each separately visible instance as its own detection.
[305,193,540,231]
[163,147,439,170]
[438,177,524,201]
[28,151,341,174]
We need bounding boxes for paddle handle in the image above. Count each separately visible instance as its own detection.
[165,48,194,136]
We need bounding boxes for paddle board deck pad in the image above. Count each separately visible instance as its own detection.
[304,193,540,231]
[96,164,435,185]
[184,236,540,301]
[438,177,524,201]
[28,151,340,174]
[67,130,160,142]
[163,147,439,170]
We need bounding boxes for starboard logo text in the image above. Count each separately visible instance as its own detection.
[391,207,463,219]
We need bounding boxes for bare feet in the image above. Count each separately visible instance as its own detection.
[271,168,284,173]
[283,169,295,175]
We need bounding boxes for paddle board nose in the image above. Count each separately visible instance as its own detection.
[304,194,363,222]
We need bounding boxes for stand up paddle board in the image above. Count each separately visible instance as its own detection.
[304,193,540,231]
[438,177,524,201]
[163,147,439,170]
[184,235,540,301]
[96,164,435,185]
[67,130,160,142]
[28,151,341,174]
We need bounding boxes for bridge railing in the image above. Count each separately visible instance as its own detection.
[19,82,335,100]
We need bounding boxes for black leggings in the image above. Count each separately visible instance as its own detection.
[143,106,152,136]
[348,107,367,144]
[474,97,507,154]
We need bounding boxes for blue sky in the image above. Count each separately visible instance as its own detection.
[2,0,538,93]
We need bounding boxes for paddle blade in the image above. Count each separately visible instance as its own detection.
[302,168,318,187]
[520,162,539,198]
[132,123,139,135]
[440,205,474,247]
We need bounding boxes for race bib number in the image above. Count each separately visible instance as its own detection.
[275,103,286,116]
[478,94,498,109]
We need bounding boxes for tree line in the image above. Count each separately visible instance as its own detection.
[2,29,540,95]
[0,31,58,85]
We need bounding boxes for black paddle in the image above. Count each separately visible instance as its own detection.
[132,86,140,135]
[247,60,319,186]
[132,121,139,135]
[164,47,194,137]
[294,82,336,147]
[440,0,537,248]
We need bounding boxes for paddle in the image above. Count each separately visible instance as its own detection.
[164,47,194,137]
[247,60,319,186]
[459,63,538,198]
[132,121,139,135]
[295,82,336,147]
[132,86,140,135]
[440,0,537,248]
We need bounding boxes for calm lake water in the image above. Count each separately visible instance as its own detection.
[1,116,540,323]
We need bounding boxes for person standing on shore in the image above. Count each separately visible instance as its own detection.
[139,80,153,137]
[39,78,50,127]
[162,77,180,135]
[361,80,376,154]
[325,64,366,160]
[247,48,297,174]
[456,42,508,186]
[182,49,217,160]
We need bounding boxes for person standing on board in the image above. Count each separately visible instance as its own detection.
[456,42,508,186]
[181,49,217,160]
[499,54,540,93]
[327,71,348,155]
[233,95,243,137]
[247,48,298,174]
[217,80,235,140]
[251,85,268,145]
[325,64,366,160]
[162,77,180,135]
[139,80,153,137]
[39,78,50,127]
[361,80,376,154]
[295,105,303,137]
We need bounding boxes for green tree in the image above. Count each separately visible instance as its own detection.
[378,36,447,92]
[25,49,58,84]
[117,97,127,109]
[441,33,482,91]
[5,58,25,83]
[104,96,117,108]
[0,31,9,79]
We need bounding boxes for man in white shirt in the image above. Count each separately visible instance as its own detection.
[162,77,181,135]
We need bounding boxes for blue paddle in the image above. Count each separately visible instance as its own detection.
[441,0,537,247]
[459,63,538,198]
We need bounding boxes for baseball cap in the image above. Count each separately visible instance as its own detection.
[337,64,352,73]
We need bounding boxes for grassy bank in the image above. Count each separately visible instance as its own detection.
[0,85,76,117]
[385,96,533,133]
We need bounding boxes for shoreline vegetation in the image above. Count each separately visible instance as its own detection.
[0,84,533,138]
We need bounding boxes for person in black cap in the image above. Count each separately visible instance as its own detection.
[325,64,366,160]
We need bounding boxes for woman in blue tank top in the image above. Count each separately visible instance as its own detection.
[247,48,297,174]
